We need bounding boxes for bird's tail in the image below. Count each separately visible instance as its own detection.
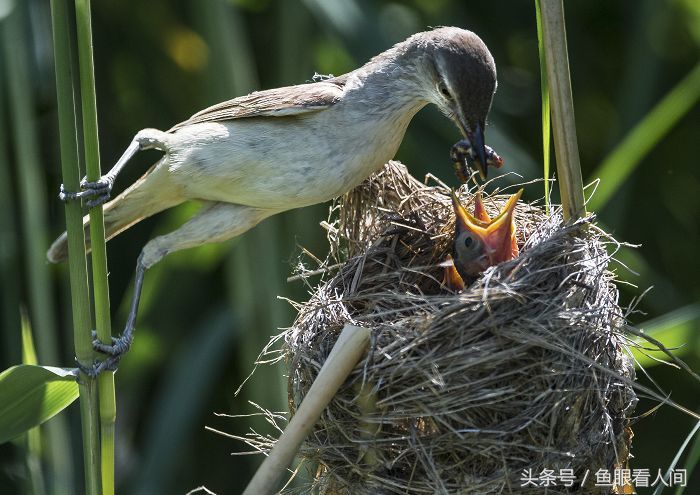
[47,160,182,264]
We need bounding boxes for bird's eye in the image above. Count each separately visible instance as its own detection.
[438,82,452,100]
[456,232,482,259]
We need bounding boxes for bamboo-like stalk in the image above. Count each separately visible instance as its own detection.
[50,0,101,492]
[73,0,116,492]
[539,0,586,220]
[242,324,371,495]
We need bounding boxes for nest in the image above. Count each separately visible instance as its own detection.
[285,161,637,494]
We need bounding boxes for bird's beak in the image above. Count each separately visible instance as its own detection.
[469,122,488,181]
[441,255,465,291]
[453,188,523,266]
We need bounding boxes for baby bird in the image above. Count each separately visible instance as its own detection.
[443,188,522,290]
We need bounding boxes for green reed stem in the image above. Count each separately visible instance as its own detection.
[539,0,586,220]
[50,0,101,492]
[534,0,551,214]
[74,0,116,492]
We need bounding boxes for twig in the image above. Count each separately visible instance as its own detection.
[286,262,344,282]
[242,324,370,495]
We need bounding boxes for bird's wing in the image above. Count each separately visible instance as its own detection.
[168,80,346,132]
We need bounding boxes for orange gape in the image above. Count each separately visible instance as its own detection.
[443,189,523,290]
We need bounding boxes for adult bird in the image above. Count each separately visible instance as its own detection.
[443,189,522,291]
[48,27,498,373]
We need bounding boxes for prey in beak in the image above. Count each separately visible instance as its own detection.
[442,188,523,291]
[450,133,504,183]
[470,122,488,179]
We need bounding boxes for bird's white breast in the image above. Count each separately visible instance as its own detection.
[165,101,420,210]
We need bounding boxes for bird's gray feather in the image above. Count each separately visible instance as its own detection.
[168,80,346,132]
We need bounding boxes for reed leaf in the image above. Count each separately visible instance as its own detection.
[588,62,700,212]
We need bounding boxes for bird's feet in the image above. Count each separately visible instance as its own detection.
[92,329,133,357]
[59,175,114,208]
[450,139,504,183]
[76,330,133,377]
[77,356,120,378]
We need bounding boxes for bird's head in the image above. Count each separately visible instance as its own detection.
[419,28,497,180]
[447,188,522,287]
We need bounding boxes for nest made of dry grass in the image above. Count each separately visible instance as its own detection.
[284,161,638,494]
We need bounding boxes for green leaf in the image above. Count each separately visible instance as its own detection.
[588,61,700,212]
[653,419,700,495]
[674,420,700,494]
[631,304,700,369]
[0,364,79,444]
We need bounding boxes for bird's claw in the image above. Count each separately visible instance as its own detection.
[81,176,114,207]
[58,176,114,207]
[76,356,120,378]
[90,330,121,349]
[92,330,133,357]
[72,331,133,377]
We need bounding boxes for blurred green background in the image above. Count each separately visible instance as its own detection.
[1,0,698,493]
